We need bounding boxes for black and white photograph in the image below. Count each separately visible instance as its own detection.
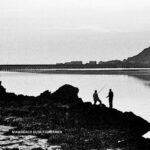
[0,0,150,149]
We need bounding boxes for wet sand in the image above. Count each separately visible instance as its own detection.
[0,126,60,150]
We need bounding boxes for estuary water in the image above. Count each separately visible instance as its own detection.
[0,69,150,136]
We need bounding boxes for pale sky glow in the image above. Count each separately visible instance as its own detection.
[0,0,150,64]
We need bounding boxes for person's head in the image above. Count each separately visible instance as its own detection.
[95,90,97,93]
[109,89,112,92]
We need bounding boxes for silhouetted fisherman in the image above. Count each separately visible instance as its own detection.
[93,90,102,105]
[107,89,114,108]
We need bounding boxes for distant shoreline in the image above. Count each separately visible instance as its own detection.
[1,68,150,75]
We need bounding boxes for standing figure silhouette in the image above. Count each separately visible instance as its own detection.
[93,90,102,105]
[107,89,114,108]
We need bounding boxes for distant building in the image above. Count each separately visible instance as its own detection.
[99,61,104,64]
[88,61,97,65]
[65,61,83,65]
[64,62,71,65]
[70,61,83,65]
[56,63,63,65]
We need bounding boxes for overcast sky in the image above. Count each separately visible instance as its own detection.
[0,0,150,64]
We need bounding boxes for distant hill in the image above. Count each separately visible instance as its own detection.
[102,46,150,67]
[127,47,150,65]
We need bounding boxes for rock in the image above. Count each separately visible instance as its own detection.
[0,81,6,94]
[123,112,150,136]
[70,105,150,137]
[51,84,83,105]
[0,82,150,149]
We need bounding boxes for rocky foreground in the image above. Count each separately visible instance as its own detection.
[0,81,150,150]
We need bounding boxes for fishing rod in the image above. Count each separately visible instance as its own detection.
[98,86,105,94]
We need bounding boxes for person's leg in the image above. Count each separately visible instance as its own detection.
[99,99,102,105]
[109,99,112,108]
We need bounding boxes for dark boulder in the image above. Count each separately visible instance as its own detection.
[51,84,83,105]
[123,112,150,136]
[73,106,150,137]
[0,81,6,95]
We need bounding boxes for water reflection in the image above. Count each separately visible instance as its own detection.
[130,75,150,87]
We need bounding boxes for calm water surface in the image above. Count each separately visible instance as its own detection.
[0,70,150,124]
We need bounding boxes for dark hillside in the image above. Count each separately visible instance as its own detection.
[127,47,150,65]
